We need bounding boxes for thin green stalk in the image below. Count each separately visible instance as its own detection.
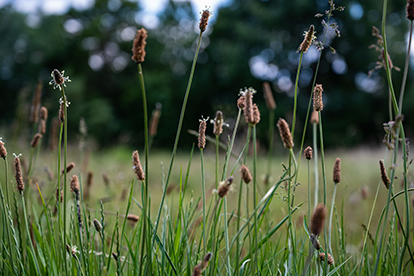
[223,197,231,276]
[313,123,319,209]
[399,20,413,112]
[151,32,203,252]
[328,183,338,255]
[0,182,15,274]
[307,160,311,231]
[216,135,219,190]
[266,110,275,185]
[291,52,304,140]
[60,86,68,276]
[200,148,207,258]
[22,193,40,275]
[137,62,150,276]
[252,125,258,275]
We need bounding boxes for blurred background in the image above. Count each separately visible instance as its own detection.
[0,0,412,151]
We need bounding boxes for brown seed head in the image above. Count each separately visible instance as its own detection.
[31,133,42,148]
[198,118,207,149]
[300,25,315,53]
[252,104,261,125]
[0,140,7,159]
[379,159,390,189]
[131,28,147,64]
[313,84,324,112]
[14,155,24,194]
[240,164,252,184]
[40,106,48,120]
[149,103,162,137]
[132,150,145,181]
[38,120,46,134]
[304,146,313,160]
[62,162,75,174]
[310,203,327,236]
[59,101,65,123]
[310,234,321,250]
[263,82,276,110]
[277,118,294,149]
[310,110,319,125]
[319,252,334,265]
[127,214,139,223]
[243,89,254,124]
[87,171,93,187]
[407,0,414,20]
[199,9,211,33]
[53,69,65,85]
[237,94,245,109]
[93,219,102,232]
[70,175,80,194]
[217,176,234,198]
[30,80,42,123]
[192,264,202,276]
[203,252,212,266]
[333,158,341,184]
[213,111,223,136]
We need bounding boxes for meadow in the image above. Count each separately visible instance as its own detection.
[0,0,414,275]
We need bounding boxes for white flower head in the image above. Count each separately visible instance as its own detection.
[49,69,71,90]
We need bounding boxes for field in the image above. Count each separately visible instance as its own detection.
[1,0,414,275]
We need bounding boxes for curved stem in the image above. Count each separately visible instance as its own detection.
[313,123,319,209]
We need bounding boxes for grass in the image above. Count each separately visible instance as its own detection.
[1,1,414,275]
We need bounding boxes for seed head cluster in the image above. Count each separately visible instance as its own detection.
[217,176,234,198]
[70,175,80,195]
[192,252,212,276]
[199,9,211,33]
[132,150,145,181]
[14,155,24,194]
[300,25,315,53]
[198,118,207,149]
[131,28,148,64]
[31,133,42,148]
[333,158,341,184]
[213,111,223,136]
[240,164,252,184]
[0,140,7,159]
[407,0,414,21]
[313,84,324,112]
[62,162,75,175]
[379,159,390,189]
[310,203,327,237]
[319,252,334,265]
[304,146,313,160]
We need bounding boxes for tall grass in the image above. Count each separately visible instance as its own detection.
[1,1,414,275]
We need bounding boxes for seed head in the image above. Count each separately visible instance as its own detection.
[313,84,324,112]
[379,159,390,189]
[237,94,245,109]
[300,25,315,53]
[59,101,65,123]
[310,110,319,125]
[199,9,211,33]
[198,117,208,149]
[62,162,75,175]
[40,106,48,120]
[263,82,276,110]
[31,133,42,148]
[243,89,254,124]
[310,203,327,236]
[217,176,234,198]
[240,164,252,184]
[127,214,139,223]
[277,118,294,149]
[304,146,313,160]
[70,175,80,195]
[319,252,334,265]
[49,69,71,90]
[407,0,414,21]
[193,252,212,276]
[93,219,102,232]
[0,140,7,159]
[14,154,24,194]
[212,111,223,136]
[131,28,147,64]
[251,104,261,125]
[132,150,145,181]
[333,158,341,184]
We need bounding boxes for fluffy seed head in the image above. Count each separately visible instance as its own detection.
[217,176,234,198]
[407,0,414,20]
[313,84,324,112]
[379,159,390,189]
[199,9,211,33]
[127,214,139,223]
[310,204,327,236]
[14,155,24,194]
[304,146,313,160]
[132,150,145,181]
[277,118,294,149]
[62,162,75,174]
[0,140,7,159]
[198,117,207,149]
[300,25,315,53]
[131,28,148,64]
[333,158,341,184]
[319,252,334,265]
[31,133,42,148]
[310,110,319,125]
[70,175,80,194]
[240,164,252,184]
[93,219,102,232]
[263,82,276,110]
[213,111,223,136]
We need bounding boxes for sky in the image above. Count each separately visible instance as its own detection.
[0,0,230,16]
